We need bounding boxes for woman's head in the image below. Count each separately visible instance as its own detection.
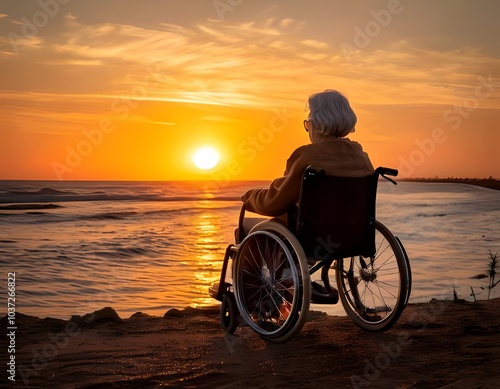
[307,90,357,138]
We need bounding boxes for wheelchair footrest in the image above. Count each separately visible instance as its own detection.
[209,282,232,300]
[311,281,339,304]
[208,284,218,299]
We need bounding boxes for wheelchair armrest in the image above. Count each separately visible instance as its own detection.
[237,204,247,243]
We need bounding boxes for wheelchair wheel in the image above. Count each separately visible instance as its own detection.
[336,220,411,331]
[220,293,239,334]
[233,221,311,343]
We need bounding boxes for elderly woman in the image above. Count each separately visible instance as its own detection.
[242,89,374,222]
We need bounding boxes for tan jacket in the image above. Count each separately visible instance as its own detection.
[242,138,374,217]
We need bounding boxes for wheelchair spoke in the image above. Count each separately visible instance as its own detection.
[336,221,410,330]
[274,278,295,293]
[377,265,399,273]
[247,245,265,275]
[268,291,288,323]
[374,236,393,261]
[374,281,400,295]
[378,279,397,289]
[272,255,288,279]
[374,252,396,271]
[233,226,310,341]
[367,281,388,307]
[245,283,266,301]
[361,269,399,304]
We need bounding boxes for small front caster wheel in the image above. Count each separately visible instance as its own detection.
[220,293,239,334]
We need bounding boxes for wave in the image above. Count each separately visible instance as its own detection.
[0,203,64,210]
[93,246,161,258]
[82,211,138,220]
[415,213,448,218]
[9,187,77,195]
[0,203,241,225]
[0,188,242,204]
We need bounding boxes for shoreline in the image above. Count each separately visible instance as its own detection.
[400,177,500,191]
[5,298,500,388]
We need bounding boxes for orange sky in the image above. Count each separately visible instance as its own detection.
[1,0,499,180]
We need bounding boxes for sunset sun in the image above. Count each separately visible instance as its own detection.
[192,147,219,170]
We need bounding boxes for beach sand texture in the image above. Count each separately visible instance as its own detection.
[5,298,500,389]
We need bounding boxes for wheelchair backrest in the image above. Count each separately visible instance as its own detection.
[294,166,378,260]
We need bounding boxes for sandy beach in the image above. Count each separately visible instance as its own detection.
[4,298,500,389]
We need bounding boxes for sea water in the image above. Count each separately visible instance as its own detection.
[0,180,499,319]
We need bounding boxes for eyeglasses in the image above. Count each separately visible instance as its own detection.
[303,119,310,132]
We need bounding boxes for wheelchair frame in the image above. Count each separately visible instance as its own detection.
[210,166,412,343]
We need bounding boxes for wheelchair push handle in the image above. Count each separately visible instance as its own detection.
[376,167,398,185]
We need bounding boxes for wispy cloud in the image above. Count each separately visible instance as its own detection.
[1,14,499,111]
[301,39,329,49]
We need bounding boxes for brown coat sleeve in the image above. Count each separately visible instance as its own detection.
[242,148,305,216]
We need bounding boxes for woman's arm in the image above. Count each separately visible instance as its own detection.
[242,148,305,216]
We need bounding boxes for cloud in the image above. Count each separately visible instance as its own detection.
[1,13,498,113]
[301,39,329,49]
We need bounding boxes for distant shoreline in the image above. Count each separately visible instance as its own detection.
[401,178,500,191]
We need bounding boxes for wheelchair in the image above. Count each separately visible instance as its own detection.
[209,166,412,343]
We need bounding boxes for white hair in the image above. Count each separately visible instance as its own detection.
[307,90,357,137]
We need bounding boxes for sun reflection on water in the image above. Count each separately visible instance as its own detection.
[191,210,227,307]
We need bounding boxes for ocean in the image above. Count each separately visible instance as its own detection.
[1,180,499,319]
